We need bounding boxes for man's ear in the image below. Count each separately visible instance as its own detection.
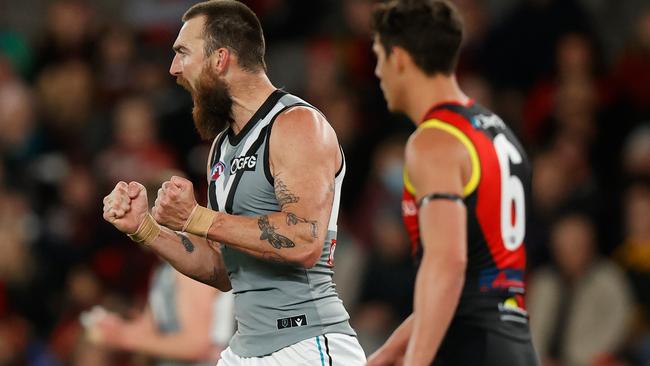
[211,47,231,74]
[391,46,410,74]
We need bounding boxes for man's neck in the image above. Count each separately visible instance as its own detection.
[228,73,277,135]
[403,73,469,125]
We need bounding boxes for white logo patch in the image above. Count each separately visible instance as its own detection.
[230,154,257,175]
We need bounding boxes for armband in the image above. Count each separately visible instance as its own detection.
[417,193,464,207]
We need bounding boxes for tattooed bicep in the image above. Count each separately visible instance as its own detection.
[274,178,299,209]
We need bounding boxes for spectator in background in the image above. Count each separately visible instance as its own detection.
[348,137,415,353]
[528,212,632,366]
[90,263,234,366]
[95,25,138,107]
[0,188,41,364]
[612,6,650,118]
[528,134,600,267]
[523,32,605,151]
[614,180,650,364]
[622,124,650,178]
[33,0,96,74]
[97,95,177,187]
[36,60,95,150]
[47,266,105,362]
[0,80,40,187]
[354,208,415,354]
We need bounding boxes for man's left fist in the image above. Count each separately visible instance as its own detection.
[152,176,197,231]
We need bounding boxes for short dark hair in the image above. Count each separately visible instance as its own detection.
[183,0,266,72]
[371,0,463,75]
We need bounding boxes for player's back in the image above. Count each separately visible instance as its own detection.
[402,100,532,341]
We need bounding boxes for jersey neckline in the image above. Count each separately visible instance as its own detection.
[421,98,474,122]
[228,89,287,146]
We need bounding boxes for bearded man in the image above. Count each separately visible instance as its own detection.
[102,1,366,365]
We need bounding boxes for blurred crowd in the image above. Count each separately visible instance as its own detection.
[0,0,649,365]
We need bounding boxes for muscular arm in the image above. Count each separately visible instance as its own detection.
[102,181,231,292]
[206,107,340,267]
[402,128,469,366]
[146,228,231,291]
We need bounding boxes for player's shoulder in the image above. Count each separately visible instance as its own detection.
[406,122,467,163]
[271,105,335,147]
[275,105,326,130]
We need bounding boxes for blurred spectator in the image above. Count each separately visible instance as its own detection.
[528,213,633,366]
[48,266,105,362]
[0,188,35,286]
[97,95,177,186]
[95,25,137,107]
[352,137,415,353]
[528,134,601,267]
[36,60,95,149]
[622,124,650,178]
[523,32,606,150]
[0,315,29,365]
[0,79,41,188]
[576,0,650,63]
[612,6,650,117]
[33,0,96,74]
[482,0,590,91]
[614,180,650,364]
[353,136,408,246]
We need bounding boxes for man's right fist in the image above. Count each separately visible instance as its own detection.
[102,181,149,234]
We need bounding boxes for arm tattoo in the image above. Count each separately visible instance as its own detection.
[258,215,295,249]
[286,212,319,239]
[274,178,299,208]
[262,251,293,265]
[175,232,195,253]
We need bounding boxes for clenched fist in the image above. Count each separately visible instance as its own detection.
[102,181,149,234]
[152,176,198,231]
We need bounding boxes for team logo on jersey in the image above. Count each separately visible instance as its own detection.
[402,199,417,217]
[498,295,528,323]
[230,154,257,175]
[472,113,506,130]
[276,314,307,330]
[210,161,226,181]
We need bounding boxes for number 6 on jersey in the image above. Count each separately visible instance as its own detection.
[494,134,525,251]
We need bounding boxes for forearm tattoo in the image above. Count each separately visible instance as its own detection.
[286,213,318,239]
[274,178,299,208]
[258,215,295,249]
[175,232,195,253]
[262,251,292,264]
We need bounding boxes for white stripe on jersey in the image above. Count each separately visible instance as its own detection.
[213,102,287,212]
[328,155,345,232]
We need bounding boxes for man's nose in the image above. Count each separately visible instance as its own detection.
[169,54,182,76]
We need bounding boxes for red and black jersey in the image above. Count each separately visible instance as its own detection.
[402,100,532,340]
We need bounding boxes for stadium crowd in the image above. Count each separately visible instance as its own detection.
[0,0,649,365]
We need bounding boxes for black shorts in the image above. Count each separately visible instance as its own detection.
[432,322,539,366]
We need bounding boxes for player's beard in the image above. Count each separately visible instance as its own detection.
[177,66,234,141]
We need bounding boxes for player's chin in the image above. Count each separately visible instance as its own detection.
[384,97,397,113]
[380,90,396,112]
